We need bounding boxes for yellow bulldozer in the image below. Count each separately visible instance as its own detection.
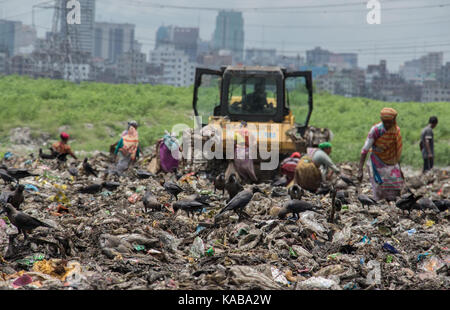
[191,65,324,180]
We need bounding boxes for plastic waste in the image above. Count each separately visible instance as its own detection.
[101,191,113,197]
[386,255,393,263]
[133,244,145,251]
[407,228,416,236]
[195,225,206,234]
[128,193,140,204]
[24,184,39,192]
[360,235,371,245]
[190,237,205,259]
[297,276,338,289]
[417,252,432,262]
[383,242,399,254]
[425,220,435,227]
[205,247,215,257]
[0,219,6,228]
[12,273,33,288]
[289,247,298,258]
[271,266,289,285]
[15,253,46,267]
[366,260,381,285]
[4,152,13,160]
[343,282,357,290]
[420,256,445,273]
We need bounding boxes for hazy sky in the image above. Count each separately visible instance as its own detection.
[1,0,450,71]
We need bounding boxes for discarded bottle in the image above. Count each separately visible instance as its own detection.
[382,242,399,254]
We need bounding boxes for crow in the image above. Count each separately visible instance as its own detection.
[101,181,120,191]
[225,173,243,202]
[340,175,356,186]
[0,203,53,240]
[77,184,102,194]
[6,168,38,180]
[395,193,423,215]
[143,191,161,213]
[172,199,211,218]
[83,158,98,177]
[214,173,226,195]
[336,190,350,204]
[288,184,304,200]
[357,194,377,209]
[432,199,450,212]
[136,170,153,180]
[316,185,331,195]
[278,199,317,220]
[6,184,25,210]
[39,148,57,160]
[162,180,183,201]
[216,186,264,220]
[0,169,17,184]
[416,197,440,213]
[272,175,288,187]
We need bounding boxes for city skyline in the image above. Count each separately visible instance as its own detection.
[1,0,450,72]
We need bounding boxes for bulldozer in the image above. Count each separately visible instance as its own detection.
[190,65,327,180]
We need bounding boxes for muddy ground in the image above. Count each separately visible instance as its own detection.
[0,151,448,290]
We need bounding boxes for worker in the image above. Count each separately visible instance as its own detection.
[357,107,404,202]
[114,121,141,170]
[293,142,340,192]
[280,152,302,184]
[51,132,77,161]
[110,121,138,158]
[420,116,438,173]
[233,121,258,183]
[245,80,268,113]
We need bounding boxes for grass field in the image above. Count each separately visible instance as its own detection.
[0,75,448,168]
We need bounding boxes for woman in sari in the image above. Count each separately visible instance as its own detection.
[114,123,141,171]
[357,107,404,201]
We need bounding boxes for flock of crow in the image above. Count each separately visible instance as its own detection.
[1,150,449,247]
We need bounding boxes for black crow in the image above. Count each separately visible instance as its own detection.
[173,199,211,218]
[433,199,450,212]
[336,190,350,204]
[340,175,356,186]
[6,168,38,180]
[77,184,102,194]
[416,197,440,213]
[0,204,53,240]
[358,194,377,209]
[288,184,304,200]
[68,164,79,177]
[225,173,243,202]
[214,173,226,195]
[278,199,317,220]
[272,175,288,187]
[162,180,183,201]
[136,170,154,179]
[39,148,57,160]
[7,184,25,210]
[216,186,264,219]
[395,193,423,215]
[143,191,161,213]
[83,158,98,177]
[101,181,120,191]
[0,169,17,184]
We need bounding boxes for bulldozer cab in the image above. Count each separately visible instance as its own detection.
[193,66,313,136]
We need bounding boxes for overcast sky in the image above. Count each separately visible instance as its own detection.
[1,0,450,71]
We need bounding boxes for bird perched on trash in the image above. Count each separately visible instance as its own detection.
[6,168,38,180]
[0,169,17,184]
[101,181,120,192]
[172,198,211,218]
[161,180,183,201]
[336,190,350,204]
[432,199,450,212]
[83,158,98,177]
[143,191,161,213]
[216,186,264,220]
[288,184,304,200]
[278,199,317,220]
[214,173,226,195]
[39,148,57,160]
[5,184,25,210]
[316,185,331,195]
[0,203,53,240]
[68,163,79,177]
[340,175,356,187]
[357,194,377,209]
[416,197,440,213]
[225,173,243,202]
[77,183,103,194]
[271,175,288,187]
[395,192,423,215]
[136,170,154,180]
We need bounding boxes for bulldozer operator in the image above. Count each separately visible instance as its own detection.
[243,80,272,114]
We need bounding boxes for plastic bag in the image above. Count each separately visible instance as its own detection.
[190,237,205,259]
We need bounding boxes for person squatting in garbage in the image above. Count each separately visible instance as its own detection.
[280,152,302,184]
[51,132,78,160]
[293,142,340,192]
[358,107,404,202]
[110,121,138,158]
[114,121,141,170]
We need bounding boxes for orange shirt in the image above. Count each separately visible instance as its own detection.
[52,141,72,155]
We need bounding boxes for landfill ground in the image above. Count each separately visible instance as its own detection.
[0,151,449,290]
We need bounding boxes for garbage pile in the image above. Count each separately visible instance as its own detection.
[0,152,449,290]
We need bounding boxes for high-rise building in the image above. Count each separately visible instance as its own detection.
[59,0,96,55]
[0,52,8,74]
[0,20,18,56]
[94,22,135,63]
[155,25,199,61]
[212,10,244,63]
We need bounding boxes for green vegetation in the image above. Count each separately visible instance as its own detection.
[0,75,448,168]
